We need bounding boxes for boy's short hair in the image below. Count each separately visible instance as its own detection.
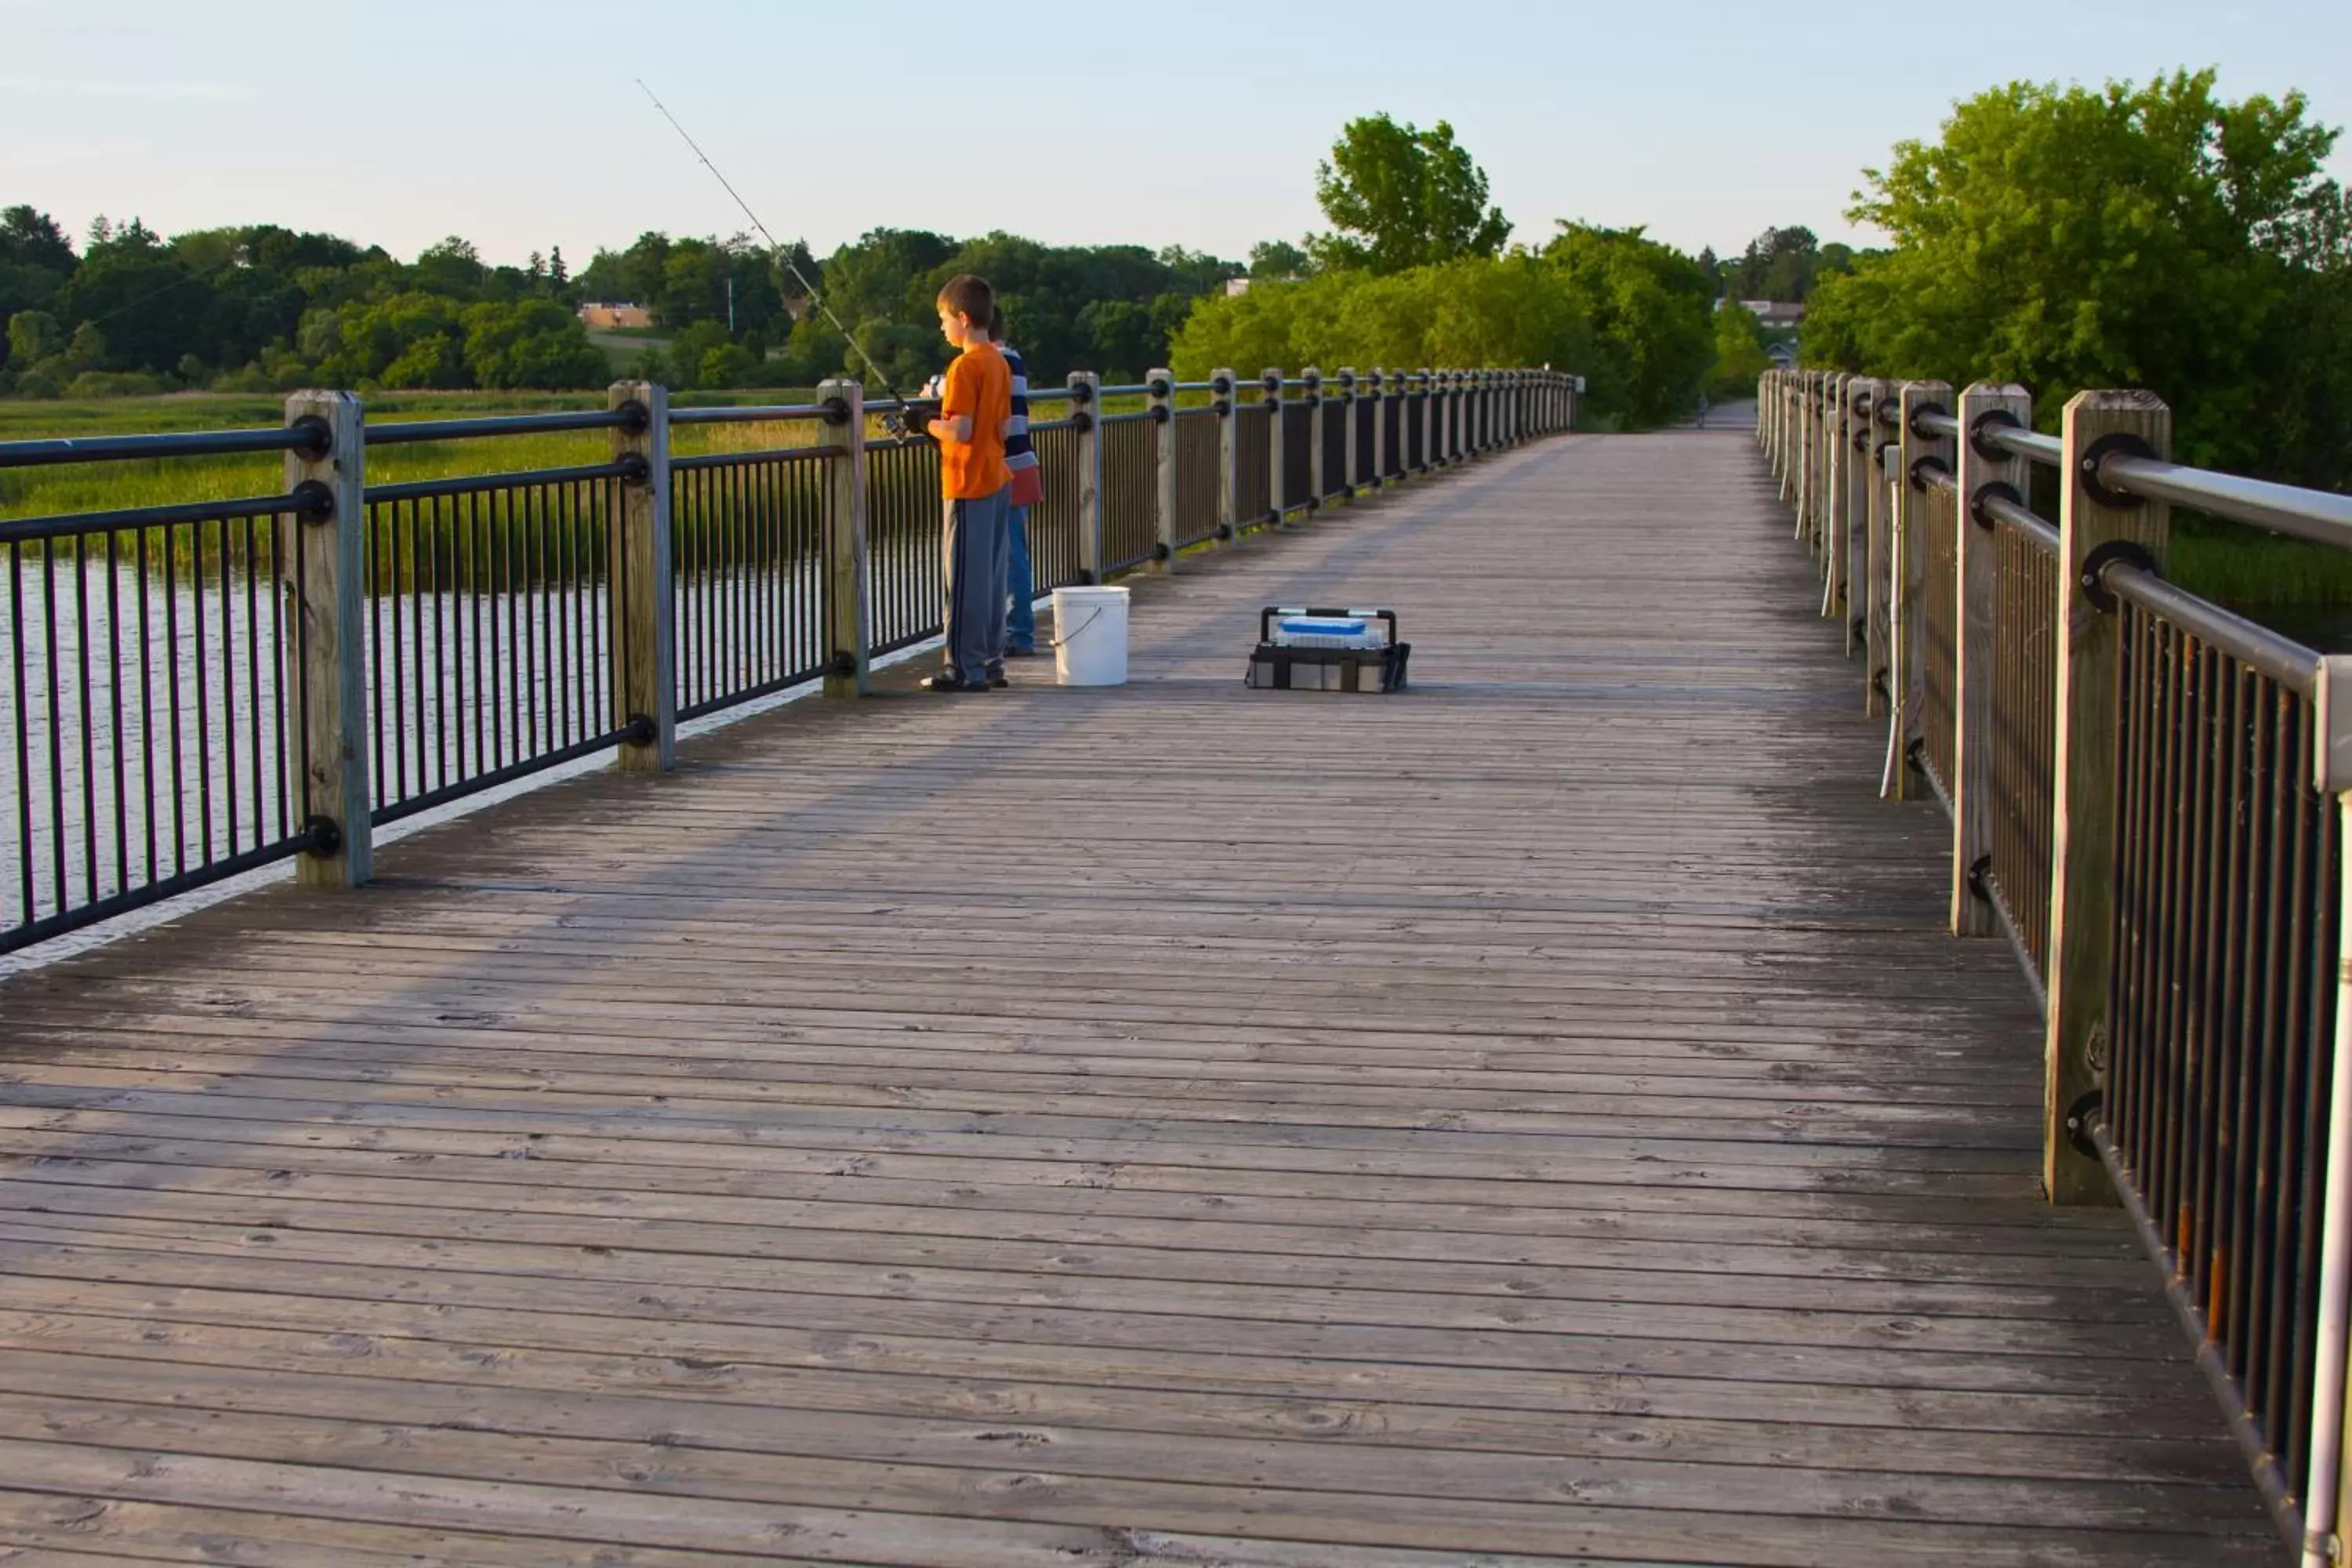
[935,274,994,325]
[988,303,1007,341]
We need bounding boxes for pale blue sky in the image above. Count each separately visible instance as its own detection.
[5,0,2348,269]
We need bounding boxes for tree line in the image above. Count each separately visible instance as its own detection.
[1801,68,2352,492]
[0,208,1247,401]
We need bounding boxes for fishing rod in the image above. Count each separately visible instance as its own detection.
[634,78,930,439]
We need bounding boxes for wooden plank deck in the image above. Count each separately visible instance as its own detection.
[0,430,2283,1565]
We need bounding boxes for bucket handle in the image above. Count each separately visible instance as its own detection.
[1050,604,1110,652]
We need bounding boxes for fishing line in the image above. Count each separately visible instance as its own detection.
[634,78,929,438]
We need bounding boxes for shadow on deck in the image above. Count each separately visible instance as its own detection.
[0,430,2281,1564]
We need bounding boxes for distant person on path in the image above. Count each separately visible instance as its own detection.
[924,274,1012,694]
[992,304,1042,659]
[1696,392,1710,429]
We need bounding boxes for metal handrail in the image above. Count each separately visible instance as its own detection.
[668,402,832,426]
[362,459,637,504]
[0,425,328,469]
[0,491,315,543]
[2099,560,2324,690]
[2104,454,2352,550]
[1982,491,2060,552]
[672,445,837,472]
[366,408,635,445]
[1985,425,2061,466]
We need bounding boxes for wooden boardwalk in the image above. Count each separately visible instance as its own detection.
[0,431,2283,1565]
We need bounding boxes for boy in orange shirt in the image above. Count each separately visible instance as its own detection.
[924,274,1013,693]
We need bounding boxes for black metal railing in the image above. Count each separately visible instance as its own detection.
[361,464,633,825]
[1026,420,1084,594]
[1985,504,2058,982]
[1101,414,1156,573]
[2109,583,2339,1499]
[671,445,833,719]
[1320,399,1348,503]
[1918,477,1960,804]
[864,436,944,655]
[1235,405,1272,528]
[2,499,313,955]
[1174,410,1220,547]
[0,421,334,956]
[1282,401,1313,514]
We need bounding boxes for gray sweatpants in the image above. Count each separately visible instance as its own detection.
[942,486,1010,685]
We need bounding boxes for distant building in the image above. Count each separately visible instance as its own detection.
[1225,278,1252,297]
[1741,300,1806,332]
[579,302,654,330]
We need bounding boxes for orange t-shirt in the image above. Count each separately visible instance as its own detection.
[938,342,1011,500]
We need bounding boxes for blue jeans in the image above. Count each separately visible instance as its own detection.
[1005,504,1035,652]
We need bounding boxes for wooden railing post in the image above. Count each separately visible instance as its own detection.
[1261,367,1285,525]
[1337,368,1359,497]
[1824,373,1850,630]
[1149,368,1178,571]
[1796,372,1815,541]
[1891,379,1952,804]
[815,377,869,698]
[1302,367,1326,512]
[609,379,673,773]
[1069,372,1103,581]
[282,390,372,889]
[1950,382,2030,935]
[1366,369,1387,489]
[1213,367,1239,545]
[2044,389,2172,1205]
[1859,379,1892,715]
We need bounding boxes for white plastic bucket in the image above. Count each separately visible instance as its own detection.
[1051,586,1129,686]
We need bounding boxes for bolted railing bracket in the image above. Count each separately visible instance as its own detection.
[300,815,343,858]
[1969,406,2024,460]
[2081,431,2160,509]
[2063,1090,2104,1161]
[291,478,337,525]
[288,414,334,459]
[1969,479,2020,532]
[2079,538,2158,612]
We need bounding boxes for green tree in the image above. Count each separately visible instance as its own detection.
[1541,224,1715,426]
[1807,68,2350,481]
[462,298,610,389]
[1710,300,1769,396]
[1248,240,1312,281]
[1308,114,1512,274]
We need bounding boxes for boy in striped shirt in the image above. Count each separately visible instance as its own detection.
[991,305,1041,659]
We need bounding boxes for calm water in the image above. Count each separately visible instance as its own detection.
[0,548,865,937]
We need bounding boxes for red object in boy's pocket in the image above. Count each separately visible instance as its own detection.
[1010,466,1044,508]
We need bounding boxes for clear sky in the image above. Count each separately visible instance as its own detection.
[5,0,2349,270]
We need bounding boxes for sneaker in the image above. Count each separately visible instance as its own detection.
[988,675,1010,689]
[923,673,982,693]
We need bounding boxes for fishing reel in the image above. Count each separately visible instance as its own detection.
[883,400,936,444]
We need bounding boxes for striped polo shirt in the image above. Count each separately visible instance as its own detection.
[1000,344,1036,474]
